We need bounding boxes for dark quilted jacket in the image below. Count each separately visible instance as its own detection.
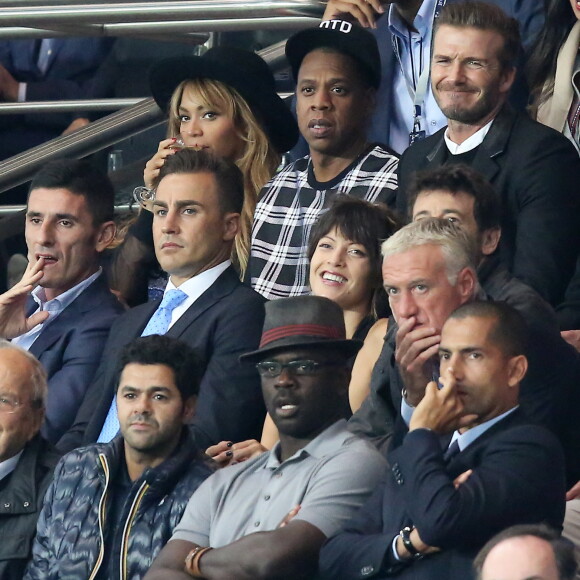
[24,430,214,579]
[0,435,60,579]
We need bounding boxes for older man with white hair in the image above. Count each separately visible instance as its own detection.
[0,340,60,579]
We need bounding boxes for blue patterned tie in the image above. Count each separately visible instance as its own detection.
[97,289,187,443]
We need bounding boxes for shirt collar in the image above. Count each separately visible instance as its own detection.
[32,268,102,313]
[0,450,24,481]
[389,0,437,40]
[265,419,350,470]
[450,406,518,452]
[165,260,230,301]
[444,119,494,155]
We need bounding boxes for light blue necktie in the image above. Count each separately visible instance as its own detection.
[97,289,187,443]
[37,39,54,75]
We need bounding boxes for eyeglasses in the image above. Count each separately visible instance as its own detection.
[0,395,24,414]
[255,359,337,377]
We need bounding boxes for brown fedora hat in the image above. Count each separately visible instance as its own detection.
[240,295,362,363]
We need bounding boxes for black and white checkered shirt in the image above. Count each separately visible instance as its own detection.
[249,144,399,300]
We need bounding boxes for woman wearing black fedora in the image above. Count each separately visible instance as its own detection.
[106,48,298,306]
[145,47,299,277]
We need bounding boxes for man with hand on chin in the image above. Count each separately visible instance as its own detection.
[0,159,123,444]
[348,217,477,449]
[320,301,566,580]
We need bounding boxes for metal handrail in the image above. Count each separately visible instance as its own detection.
[0,99,142,114]
[0,33,294,194]
[0,98,164,193]
[0,1,319,197]
[0,1,323,30]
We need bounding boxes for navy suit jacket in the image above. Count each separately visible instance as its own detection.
[26,273,124,444]
[58,266,266,453]
[397,106,580,306]
[320,410,566,579]
[0,37,115,159]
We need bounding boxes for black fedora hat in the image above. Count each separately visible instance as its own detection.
[149,46,299,154]
[240,295,363,363]
[286,20,381,89]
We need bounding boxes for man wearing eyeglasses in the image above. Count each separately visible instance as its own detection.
[145,295,387,580]
[0,341,60,579]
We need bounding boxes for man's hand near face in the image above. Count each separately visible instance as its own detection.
[395,316,440,407]
[322,0,386,28]
[409,370,478,434]
[0,257,49,339]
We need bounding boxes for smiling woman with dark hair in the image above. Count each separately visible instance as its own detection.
[308,197,399,341]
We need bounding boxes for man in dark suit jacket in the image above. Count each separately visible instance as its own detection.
[58,149,266,454]
[395,2,580,307]
[0,38,115,163]
[320,301,566,580]
[0,159,123,444]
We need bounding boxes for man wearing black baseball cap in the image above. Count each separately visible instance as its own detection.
[145,295,386,580]
[248,21,399,301]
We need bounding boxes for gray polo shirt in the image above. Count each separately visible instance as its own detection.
[172,420,387,547]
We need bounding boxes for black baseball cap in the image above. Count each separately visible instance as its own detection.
[285,20,381,89]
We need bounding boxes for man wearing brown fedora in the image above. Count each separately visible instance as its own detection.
[145,295,387,580]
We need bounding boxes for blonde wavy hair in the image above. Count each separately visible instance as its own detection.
[168,78,281,277]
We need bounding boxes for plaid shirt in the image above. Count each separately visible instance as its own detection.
[249,144,399,300]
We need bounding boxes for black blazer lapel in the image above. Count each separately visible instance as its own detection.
[471,105,515,182]
[166,267,240,338]
[445,408,524,471]
[425,133,447,166]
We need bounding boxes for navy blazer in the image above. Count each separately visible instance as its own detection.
[397,106,580,307]
[320,410,566,579]
[0,37,115,159]
[58,266,266,453]
[27,274,124,444]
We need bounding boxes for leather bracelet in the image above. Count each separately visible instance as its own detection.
[400,526,423,560]
[184,546,213,577]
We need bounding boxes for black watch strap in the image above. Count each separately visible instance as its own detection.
[400,526,423,560]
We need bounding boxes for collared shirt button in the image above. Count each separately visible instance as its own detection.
[23,501,30,507]
[264,495,270,501]
[361,565,375,576]
[275,472,283,478]
[431,120,437,125]
[254,521,260,527]
[3,503,10,508]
